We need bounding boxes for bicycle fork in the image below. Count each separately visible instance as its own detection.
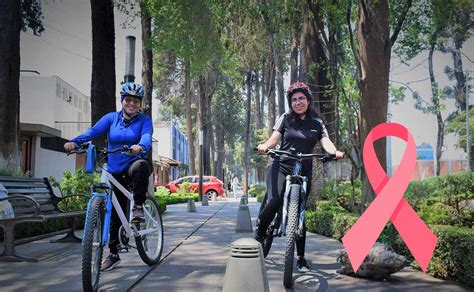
[279,176,308,237]
[279,176,292,236]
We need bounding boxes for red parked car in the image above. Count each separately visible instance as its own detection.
[164,175,225,200]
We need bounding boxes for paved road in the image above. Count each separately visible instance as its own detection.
[0,197,469,291]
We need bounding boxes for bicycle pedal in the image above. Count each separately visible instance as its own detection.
[132,217,145,224]
[117,246,129,253]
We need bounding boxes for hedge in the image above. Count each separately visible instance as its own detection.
[155,193,199,206]
[306,210,474,287]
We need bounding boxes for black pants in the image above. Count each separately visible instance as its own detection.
[257,161,312,257]
[109,159,151,254]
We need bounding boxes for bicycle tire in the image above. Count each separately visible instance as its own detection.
[283,185,300,288]
[135,195,164,266]
[82,196,105,292]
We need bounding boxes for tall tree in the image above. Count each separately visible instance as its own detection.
[141,2,153,118]
[356,0,412,204]
[0,0,43,173]
[90,0,116,147]
[243,71,253,194]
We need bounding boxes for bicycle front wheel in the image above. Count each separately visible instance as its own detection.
[283,185,299,288]
[135,195,164,265]
[82,196,105,292]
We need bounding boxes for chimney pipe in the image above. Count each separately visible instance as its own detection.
[124,35,136,83]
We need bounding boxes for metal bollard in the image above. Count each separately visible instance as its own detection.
[201,194,209,206]
[222,238,269,292]
[187,198,196,212]
[235,204,253,233]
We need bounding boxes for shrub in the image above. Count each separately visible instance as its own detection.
[155,186,171,196]
[249,184,266,198]
[331,213,358,241]
[155,193,199,205]
[176,181,192,194]
[428,225,474,287]
[306,211,335,237]
[320,179,362,213]
[256,193,265,203]
[49,169,100,197]
[418,203,452,226]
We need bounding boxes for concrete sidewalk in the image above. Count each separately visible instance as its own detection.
[0,197,470,291]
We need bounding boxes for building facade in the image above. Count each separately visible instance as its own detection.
[152,122,189,185]
[19,75,91,179]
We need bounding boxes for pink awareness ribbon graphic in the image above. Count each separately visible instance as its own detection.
[342,123,438,272]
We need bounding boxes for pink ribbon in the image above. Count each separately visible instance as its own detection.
[342,123,437,272]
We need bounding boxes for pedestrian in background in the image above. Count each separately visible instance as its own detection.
[231,175,240,199]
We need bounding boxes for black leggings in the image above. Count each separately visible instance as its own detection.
[257,161,312,257]
[109,159,151,254]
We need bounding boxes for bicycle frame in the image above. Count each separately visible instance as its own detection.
[279,159,308,237]
[85,165,160,246]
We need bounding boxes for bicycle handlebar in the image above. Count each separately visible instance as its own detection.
[67,143,144,156]
[254,147,336,162]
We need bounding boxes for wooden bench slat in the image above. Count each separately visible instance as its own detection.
[6,188,51,194]
[0,176,44,183]
[1,182,48,188]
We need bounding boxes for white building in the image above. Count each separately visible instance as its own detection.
[19,75,91,179]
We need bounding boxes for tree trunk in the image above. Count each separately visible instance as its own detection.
[198,75,211,176]
[215,123,225,181]
[243,71,252,194]
[267,59,276,136]
[260,61,267,128]
[0,0,21,173]
[357,0,390,205]
[210,121,215,176]
[272,42,286,116]
[428,41,444,176]
[184,63,196,174]
[141,5,152,118]
[290,24,300,83]
[90,0,116,148]
[255,70,264,130]
[300,11,321,108]
[452,41,466,110]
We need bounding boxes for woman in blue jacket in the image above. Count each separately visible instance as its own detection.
[64,82,153,271]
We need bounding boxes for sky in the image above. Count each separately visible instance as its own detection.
[20,0,473,167]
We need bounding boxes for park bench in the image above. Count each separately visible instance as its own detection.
[0,176,86,262]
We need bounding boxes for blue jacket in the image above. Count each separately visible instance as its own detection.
[70,111,153,174]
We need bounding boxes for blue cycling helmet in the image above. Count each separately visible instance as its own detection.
[120,82,145,101]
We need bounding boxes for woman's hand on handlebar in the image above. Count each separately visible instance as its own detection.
[334,150,344,159]
[64,142,77,152]
[130,144,143,155]
[256,143,269,154]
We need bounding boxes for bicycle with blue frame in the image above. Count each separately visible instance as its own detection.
[68,143,164,292]
[256,148,335,288]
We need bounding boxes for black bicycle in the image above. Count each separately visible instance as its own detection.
[257,148,335,288]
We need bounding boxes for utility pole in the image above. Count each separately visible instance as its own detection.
[466,80,471,172]
[199,129,204,201]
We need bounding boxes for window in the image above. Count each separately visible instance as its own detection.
[74,95,78,107]
[56,84,61,98]
[62,88,67,100]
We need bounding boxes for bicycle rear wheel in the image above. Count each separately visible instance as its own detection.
[283,185,299,288]
[135,195,164,265]
[82,196,105,292]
